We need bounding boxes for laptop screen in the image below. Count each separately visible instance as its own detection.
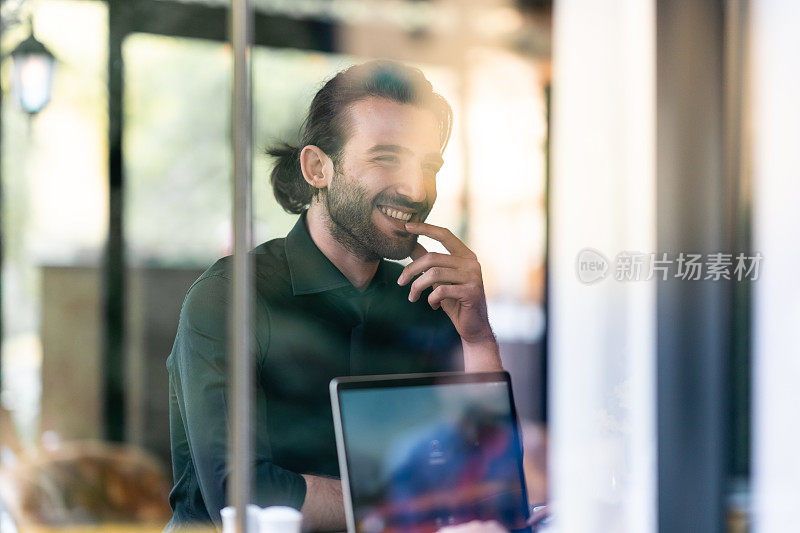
[336,376,530,533]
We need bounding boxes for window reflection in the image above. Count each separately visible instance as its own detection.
[1,0,549,530]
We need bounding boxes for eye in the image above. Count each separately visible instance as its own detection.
[374,155,399,164]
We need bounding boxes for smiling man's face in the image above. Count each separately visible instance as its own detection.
[323,96,444,260]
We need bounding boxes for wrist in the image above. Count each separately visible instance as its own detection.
[460,325,497,347]
[460,331,503,372]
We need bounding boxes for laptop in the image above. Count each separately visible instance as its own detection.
[330,371,532,533]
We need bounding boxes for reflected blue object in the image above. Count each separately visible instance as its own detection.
[339,380,529,532]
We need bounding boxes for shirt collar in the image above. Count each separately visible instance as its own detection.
[285,213,394,296]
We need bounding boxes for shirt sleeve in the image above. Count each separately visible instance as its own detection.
[170,274,307,525]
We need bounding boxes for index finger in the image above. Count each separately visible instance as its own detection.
[404,222,476,258]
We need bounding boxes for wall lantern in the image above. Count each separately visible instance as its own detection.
[10,26,55,115]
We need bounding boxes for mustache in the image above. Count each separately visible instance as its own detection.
[374,195,429,213]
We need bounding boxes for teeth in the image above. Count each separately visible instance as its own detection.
[379,206,413,222]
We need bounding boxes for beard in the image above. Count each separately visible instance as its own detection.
[322,169,429,261]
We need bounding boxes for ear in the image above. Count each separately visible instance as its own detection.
[300,145,333,190]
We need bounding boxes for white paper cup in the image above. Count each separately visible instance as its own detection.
[220,504,261,533]
[257,506,303,533]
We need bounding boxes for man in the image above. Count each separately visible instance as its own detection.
[166,60,503,531]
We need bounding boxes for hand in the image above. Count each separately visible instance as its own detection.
[436,520,508,533]
[398,222,493,345]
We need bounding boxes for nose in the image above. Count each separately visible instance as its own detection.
[396,165,428,204]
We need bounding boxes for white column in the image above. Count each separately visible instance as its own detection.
[549,1,656,531]
[751,1,800,531]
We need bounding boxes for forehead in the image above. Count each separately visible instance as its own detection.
[343,97,442,155]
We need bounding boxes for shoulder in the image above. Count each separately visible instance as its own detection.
[252,238,292,294]
[187,237,289,291]
[180,237,289,324]
[178,271,229,338]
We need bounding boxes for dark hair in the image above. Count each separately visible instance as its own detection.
[267,60,454,214]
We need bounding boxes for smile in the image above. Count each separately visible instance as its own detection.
[378,205,414,222]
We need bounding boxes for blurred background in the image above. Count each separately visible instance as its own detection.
[0,0,797,532]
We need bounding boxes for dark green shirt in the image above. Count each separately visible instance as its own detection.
[166,214,462,528]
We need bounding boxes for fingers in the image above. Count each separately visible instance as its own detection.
[428,283,481,310]
[407,267,470,303]
[398,252,465,286]
[404,222,476,258]
[527,504,550,526]
[399,223,485,314]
